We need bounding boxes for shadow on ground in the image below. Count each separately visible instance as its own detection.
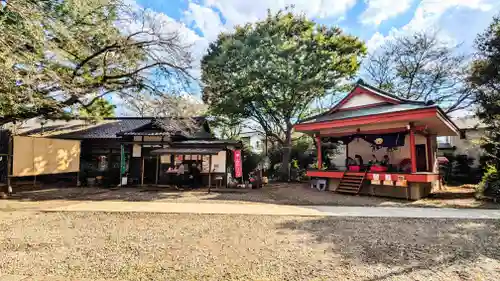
[277,216,500,281]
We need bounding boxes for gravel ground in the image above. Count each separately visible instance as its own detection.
[1,212,499,281]
[7,183,499,209]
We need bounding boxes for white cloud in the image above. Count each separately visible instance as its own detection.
[365,0,498,52]
[360,0,414,26]
[202,0,357,27]
[366,32,386,51]
[405,0,494,32]
[181,0,359,74]
[183,2,226,42]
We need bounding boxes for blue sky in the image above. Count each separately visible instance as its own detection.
[132,0,499,55]
[115,0,499,114]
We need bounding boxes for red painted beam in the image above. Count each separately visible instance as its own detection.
[322,126,426,137]
[295,108,437,132]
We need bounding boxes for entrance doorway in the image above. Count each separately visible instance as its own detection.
[142,156,158,184]
[415,144,427,172]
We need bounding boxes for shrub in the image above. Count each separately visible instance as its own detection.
[242,147,262,179]
[477,164,500,200]
[442,153,480,184]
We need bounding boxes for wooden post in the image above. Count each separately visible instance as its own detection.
[208,155,212,193]
[140,156,144,187]
[426,135,433,172]
[7,135,12,194]
[155,155,159,185]
[224,149,228,188]
[316,134,322,169]
[119,143,124,187]
[409,128,417,173]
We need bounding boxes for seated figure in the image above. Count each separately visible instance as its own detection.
[381,155,390,166]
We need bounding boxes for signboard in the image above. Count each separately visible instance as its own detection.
[132,144,141,157]
[160,155,171,164]
[395,175,407,187]
[202,155,210,172]
[234,150,242,178]
[120,145,126,175]
[371,174,381,185]
[383,174,393,186]
[12,136,81,176]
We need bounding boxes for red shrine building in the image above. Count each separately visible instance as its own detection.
[294,80,459,200]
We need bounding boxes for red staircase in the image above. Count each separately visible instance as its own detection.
[336,171,367,194]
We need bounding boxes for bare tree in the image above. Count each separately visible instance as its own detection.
[0,0,194,125]
[123,93,207,117]
[123,92,208,135]
[364,32,474,113]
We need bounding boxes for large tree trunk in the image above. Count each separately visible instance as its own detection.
[279,128,292,181]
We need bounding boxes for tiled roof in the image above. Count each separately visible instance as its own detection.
[57,119,151,139]
[150,147,222,155]
[301,103,435,124]
[17,117,210,139]
[174,139,242,146]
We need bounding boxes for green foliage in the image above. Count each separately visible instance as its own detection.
[78,98,116,119]
[441,153,480,184]
[478,165,500,199]
[444,153,475,174]
[469,15,500,173]
[202,9,365,179]
[211,116,243,140]
[267,137,315,179]
[242,146,262,179]
[0,0,192,124]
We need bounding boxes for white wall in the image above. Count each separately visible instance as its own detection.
[451,129,484,167]
[339,93,385,109]
[210,150,226,173]
[240,131,264,153]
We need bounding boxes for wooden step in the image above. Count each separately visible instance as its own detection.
[343,176,363,180]
[339,182,361,187]
[337,183,360,188]
[337,185,358,190]
[336,188,359,194]
[341,179,363,184]
[335,171,368,195]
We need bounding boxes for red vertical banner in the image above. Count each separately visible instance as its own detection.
[234,150,242,178]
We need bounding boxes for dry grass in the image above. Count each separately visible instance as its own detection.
[0,212,499,281]
[6,183,499,209]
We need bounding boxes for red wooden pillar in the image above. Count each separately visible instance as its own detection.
[426,135,433,172]
[316,135,322,169]
[409,129,417,173]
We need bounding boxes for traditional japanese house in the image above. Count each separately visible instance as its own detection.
[294,80,460,199]
[14,117,242,188]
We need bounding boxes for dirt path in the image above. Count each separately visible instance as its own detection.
[43,201,500,219]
